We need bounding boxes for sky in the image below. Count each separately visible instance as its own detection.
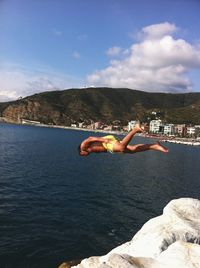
[0,0,200,101]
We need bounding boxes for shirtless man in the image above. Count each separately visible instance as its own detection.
[78,125,169,157]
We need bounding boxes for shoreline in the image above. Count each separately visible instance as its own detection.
[1,121,200,146]
[20,123,200,146]
[0,120,125,136]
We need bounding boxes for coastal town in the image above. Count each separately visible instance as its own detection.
[1,109,200,146]
[1,116,200,140]
[68,110,200,140]
[70,118,200,146]
[70,119,200,139]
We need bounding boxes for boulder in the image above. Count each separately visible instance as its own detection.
[69,198,200,268]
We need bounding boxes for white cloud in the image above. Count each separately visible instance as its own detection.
[141,22,177,39]
[87,22,200,92]
[106,46,122,56]
[0,63,81,102]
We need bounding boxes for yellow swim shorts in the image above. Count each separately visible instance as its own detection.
[102,135,119,153]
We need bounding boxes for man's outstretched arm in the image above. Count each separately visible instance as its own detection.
[81,137,108,151]
[87,137,108,143]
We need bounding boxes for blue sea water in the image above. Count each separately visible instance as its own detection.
[0,123,200,268]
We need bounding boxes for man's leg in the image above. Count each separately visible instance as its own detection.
[125,142,169,154]
[120,124,144,149]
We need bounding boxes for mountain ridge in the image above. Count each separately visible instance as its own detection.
[0,87,200,125]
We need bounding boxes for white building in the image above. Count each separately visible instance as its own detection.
[22,119,40,125]
[128,120,140,131]
[187,127,196,136]
[78,122,84,128]
[149,120,163,133]
[164,124,175,136]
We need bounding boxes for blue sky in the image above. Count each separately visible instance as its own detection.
[0,0,200,101]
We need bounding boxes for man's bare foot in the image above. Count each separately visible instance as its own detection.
[155,141,169,153]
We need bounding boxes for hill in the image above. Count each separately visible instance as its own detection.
[0,87,200,125]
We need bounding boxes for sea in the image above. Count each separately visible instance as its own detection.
[0,123,200,268]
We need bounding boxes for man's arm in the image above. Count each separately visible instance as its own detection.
[81,136,108,151]
[87,137,108,143]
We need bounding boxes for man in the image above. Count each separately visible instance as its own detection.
[78,125,169,156]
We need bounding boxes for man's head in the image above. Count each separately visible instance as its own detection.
[78,145,89,157]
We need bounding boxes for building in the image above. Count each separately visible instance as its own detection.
[103,125,113,131]
[195,125,200,137]
[186,126,196,137]
[90,121,102,130]
[174,124,186,137]
[149,120,163,134]
[78,122,85,128]
[123,126,128,132]
[22,119,41,125]
[128,120,140,131]
[0,117,6,122]
[112,125,122,131]
[164,124,175,136]
[94,122,102,129]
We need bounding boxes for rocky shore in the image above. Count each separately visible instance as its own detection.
[59,198,200,268]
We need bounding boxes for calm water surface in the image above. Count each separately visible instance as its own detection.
[0,123,200,267]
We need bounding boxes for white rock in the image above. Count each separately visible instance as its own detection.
[72,198,200,268]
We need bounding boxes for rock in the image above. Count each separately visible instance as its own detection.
[58,259,82,268]
[69,198,200,268]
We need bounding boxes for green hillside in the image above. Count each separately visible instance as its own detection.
[0,87,200,125]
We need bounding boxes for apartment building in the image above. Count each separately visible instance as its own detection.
[195,125,200,137]
[128,120,140,131]
[187,126,196,136]
[149,120,164,133]
[174,124,186,137]
[164,124,175,136]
